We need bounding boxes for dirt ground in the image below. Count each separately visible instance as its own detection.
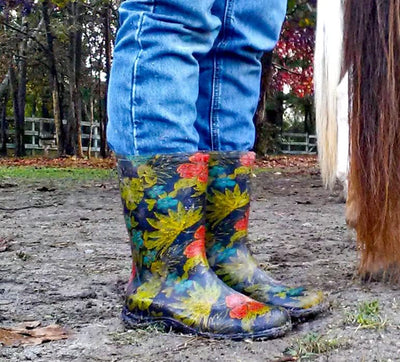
[1,168,400,361]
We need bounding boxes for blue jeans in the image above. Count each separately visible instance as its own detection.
[107,0,287,156]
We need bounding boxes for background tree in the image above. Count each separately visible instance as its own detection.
[0,0,118,158]
[254,0,316,156]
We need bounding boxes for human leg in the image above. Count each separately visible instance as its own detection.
[194,0,325,319]
[108,0,291,338]
[107,0,221,156]
[195,0,287,151]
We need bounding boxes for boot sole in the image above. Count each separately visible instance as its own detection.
[287,301,329,323]
[121,306,291,341]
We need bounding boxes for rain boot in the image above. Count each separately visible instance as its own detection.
[206,151,325,320]
[117,152,291,339]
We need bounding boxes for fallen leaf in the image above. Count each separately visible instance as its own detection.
[0,156,116,169]
[0,322,70,347]
[0,238,9,252]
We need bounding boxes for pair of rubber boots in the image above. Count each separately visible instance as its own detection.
[117,151,324,340]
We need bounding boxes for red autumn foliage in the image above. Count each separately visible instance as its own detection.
[0,155,318,173]
[272,22,315,98]
[256,155,318,174]
[0,157,117,169]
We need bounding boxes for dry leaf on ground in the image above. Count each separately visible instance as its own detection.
[0,238,9,252]
[0,322,70,347]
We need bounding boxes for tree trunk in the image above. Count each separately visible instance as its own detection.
[9,66,21,156]
[100,1,112,158]
[0,92,8,156]
[16,17,28,157]
[9,16,29,158]
[253,52,273,156]
[87,96,94,159]
[304,98,312,134]
[42,0,66,157]
[66,0,84,157]
[0,75,9,156]
[0,74,9,99]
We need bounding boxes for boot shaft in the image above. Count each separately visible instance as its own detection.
[206,151,255,248]
[118,153,210,291]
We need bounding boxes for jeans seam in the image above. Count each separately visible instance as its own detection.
[210,0,234,151]
[130,2,156,156]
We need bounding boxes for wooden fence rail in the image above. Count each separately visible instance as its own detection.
[280,132,317,154]
[4,117,100,155]
[3,119,315,156]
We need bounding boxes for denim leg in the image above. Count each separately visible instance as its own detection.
[195,0,287,151]
[107,0,221,156]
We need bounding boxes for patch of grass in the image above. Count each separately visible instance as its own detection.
[0,166,117,181]
[283,332,346,361]
[344,300,388,330]
[109,323,166,345]
[16,250,30,261]
[109,331,140,346]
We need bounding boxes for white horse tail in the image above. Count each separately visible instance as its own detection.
[314,0,344,189]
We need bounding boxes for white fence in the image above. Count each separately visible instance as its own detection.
[3,120,314,156]
[4,117,100,155]
[280,132,317,154]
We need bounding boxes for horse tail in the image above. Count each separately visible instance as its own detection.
[344,0,400,279]
[314,0,344,189]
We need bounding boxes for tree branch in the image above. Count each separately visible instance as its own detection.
[0,19,47,53]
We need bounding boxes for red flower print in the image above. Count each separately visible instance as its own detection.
[226,294,248,308]
[184,226,206,259]
[234,209,250,231]
[240,152,256,167]
[226,293,265,319]
[177,163,208,183]
[189,152,210,164]
[247,300,265,313]
[194,225,206,240]
[128,262,137,284]
[229,304,248,319]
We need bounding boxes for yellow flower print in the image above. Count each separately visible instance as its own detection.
[168,178,207,198]
[171,281,221,328]
[120,177,144,210]
[233,165,252,177]
[137,165,157,188]
[216,249,257,285]
[150,260,167,277]
[206,184,249,227]
[126,278,162,311]
[241,305,271,332]
[145,199,157,211]
[145,202,203,255]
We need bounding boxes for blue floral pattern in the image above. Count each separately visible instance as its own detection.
[117,152,291,339]
[206,151,325,320]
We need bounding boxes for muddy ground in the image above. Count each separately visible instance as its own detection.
[1,168,400,361]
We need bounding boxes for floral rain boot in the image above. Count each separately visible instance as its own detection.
[206,151,325,320]
[117,152,291,339]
